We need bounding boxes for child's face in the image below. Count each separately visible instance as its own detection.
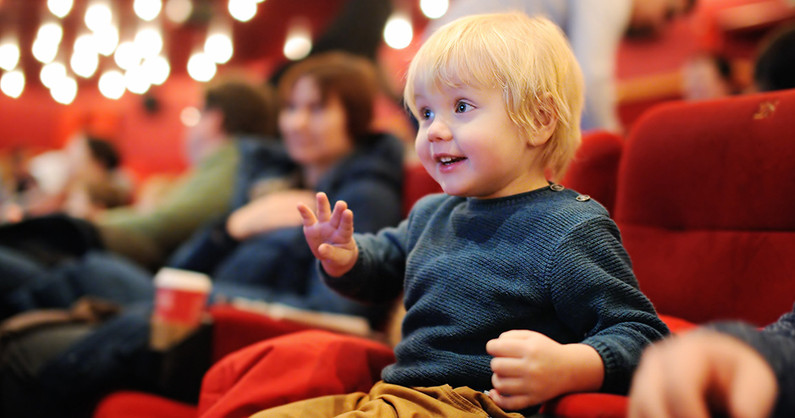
[413,82,548,199]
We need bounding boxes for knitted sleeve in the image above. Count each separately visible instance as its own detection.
[321,219,409,305]
[546,215,669,394]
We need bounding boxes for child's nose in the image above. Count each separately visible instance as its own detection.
[426,118,452,142]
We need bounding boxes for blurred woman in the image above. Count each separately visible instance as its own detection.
[169,51,405,323]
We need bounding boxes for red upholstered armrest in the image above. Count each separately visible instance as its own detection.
[658,313,697,334]
[540,393,629,418]
[207,304,313,363]
[93,391,197,418]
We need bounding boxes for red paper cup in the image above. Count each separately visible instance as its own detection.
[150,268,212,350]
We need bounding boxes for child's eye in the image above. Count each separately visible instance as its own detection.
[419,107,434,120]
[455,101,473,113]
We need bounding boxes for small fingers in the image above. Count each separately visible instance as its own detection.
[487,336,531,358]
[317,242,349,262]
[315,192,331,222]
[340,208,354,236]
[328,200,349,229]
[490,357,526,377]
[491,373,528,395]
[488,389,536,412]
[296,203,317,227]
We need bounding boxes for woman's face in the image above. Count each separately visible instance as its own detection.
[279,76,354,170]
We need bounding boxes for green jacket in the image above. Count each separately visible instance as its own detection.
[96,141,239,270]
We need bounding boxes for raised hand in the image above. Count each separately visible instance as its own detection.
[297,192,359,277]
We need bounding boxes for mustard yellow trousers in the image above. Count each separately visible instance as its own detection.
[250,380,525,418]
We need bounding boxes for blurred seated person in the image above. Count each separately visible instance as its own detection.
[0,51,406,417]
[2,134,133,222]
[167,50,405,318]
[752,23,795,93]
[94,80,278,270]
[628,301,795,418]
[0,79,279,321]
[681,53,743,101]
[681,22,795,101]
[62,177,132,221]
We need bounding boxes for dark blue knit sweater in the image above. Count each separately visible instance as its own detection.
[324,185,669,396]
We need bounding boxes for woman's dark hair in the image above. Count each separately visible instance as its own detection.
[85,136,121,170]
[204,80,277,137]
[277,51,379,144]
[754,24,795,92]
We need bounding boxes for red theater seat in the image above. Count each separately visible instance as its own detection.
[615,88,795,327]
[542,88,795,417]
[94,392,197,418]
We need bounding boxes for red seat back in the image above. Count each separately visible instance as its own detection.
[402,161,442,217]
[614,88,795,326]
[560,130,624,214]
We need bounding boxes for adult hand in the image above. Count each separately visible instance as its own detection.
[227,189,316,240]
[628,330,777,418]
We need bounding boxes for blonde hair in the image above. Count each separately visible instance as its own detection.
[404,12,584,179]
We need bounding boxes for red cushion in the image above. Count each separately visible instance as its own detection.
[198,330,395,418]
[93,391,196,418]
[622,226,795,326]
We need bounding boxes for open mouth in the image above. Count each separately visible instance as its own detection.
[438,156,467,166]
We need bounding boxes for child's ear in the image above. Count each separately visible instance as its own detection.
[527,103,558,147]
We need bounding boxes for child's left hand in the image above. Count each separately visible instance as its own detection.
[486,330,603,411]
